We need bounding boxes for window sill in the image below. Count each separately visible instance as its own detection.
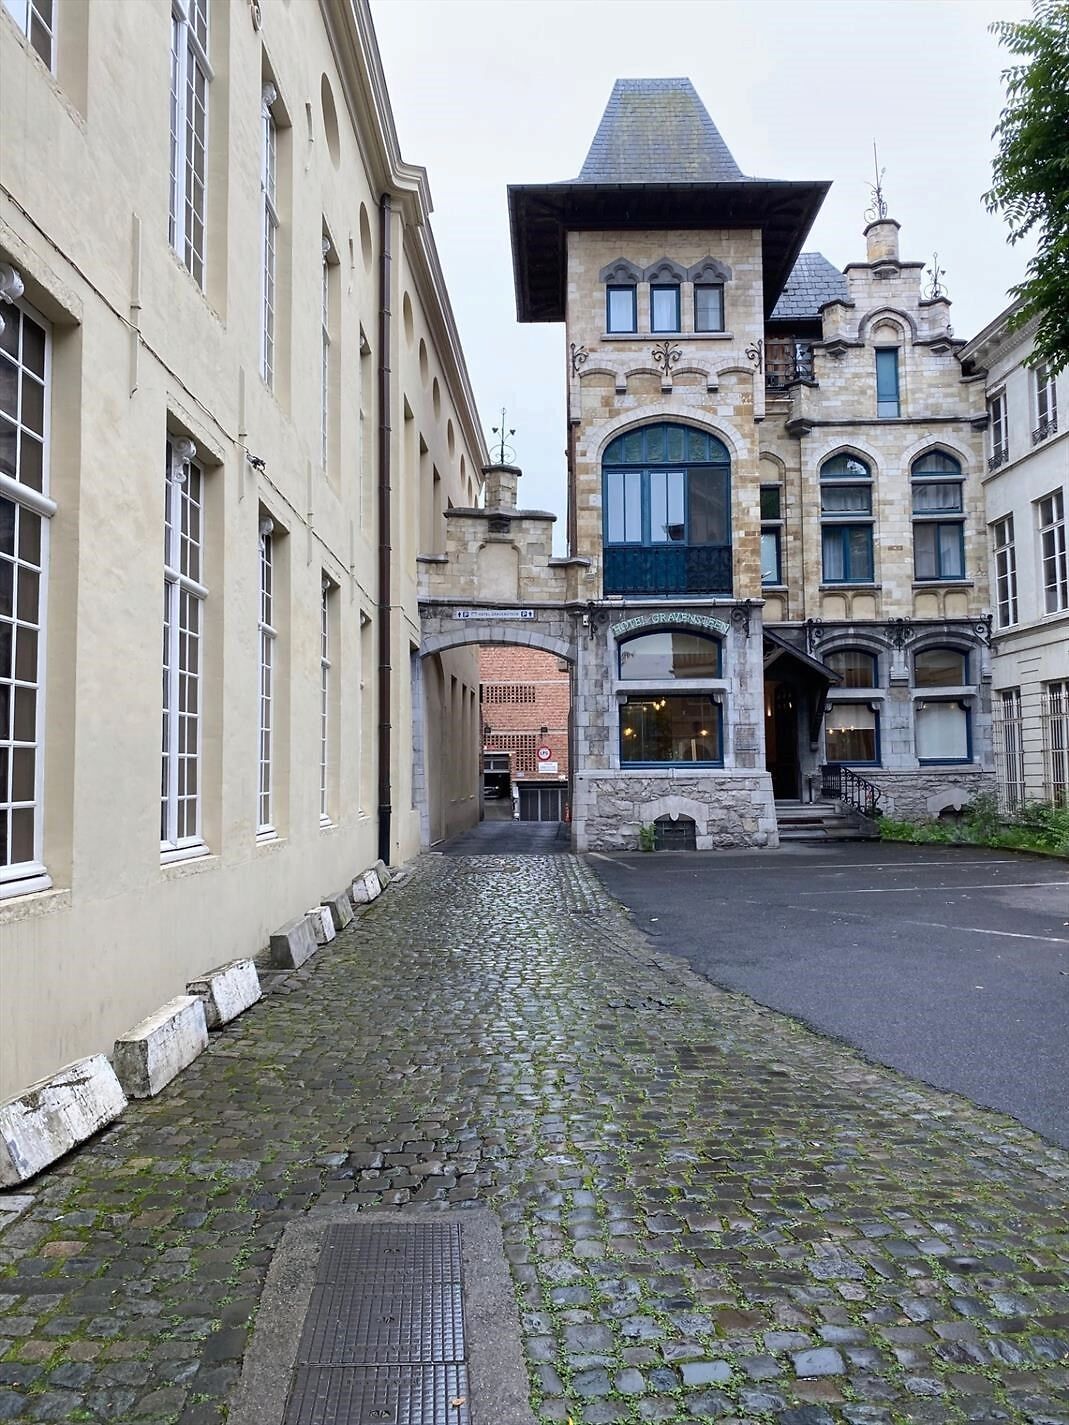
[620,761,725,770]
[0,885,70,924]
[255,833,287,853]
[819,583,880,591]
[912,580,973,589]
[761,584,788,593]
[161,852,218,879]
[600,330,733,343]
[827,689,886,700]
[0,870,55,902]
[918,759,975,767]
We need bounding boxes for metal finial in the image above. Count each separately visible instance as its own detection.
[864,141,888,224]
[924,252,948,301]
[490,407,516,465]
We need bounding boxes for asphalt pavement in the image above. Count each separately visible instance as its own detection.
[589,840,1069,1148]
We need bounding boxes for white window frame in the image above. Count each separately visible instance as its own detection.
[257,517,275,837]
[988,389,1008,469]
[161,437,207,862]
[1034,361,1058,443]
[1045,679,1069,807]
[260,85,279,387]
[2,0,54,69]
[1037,488,1068,614]
[320,238,331,470]
[0,291,55,898]
[319,577,332,825]
[169,0,211,288]
[991,514,1018,628]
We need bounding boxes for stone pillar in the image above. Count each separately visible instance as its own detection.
[864,219,901,264]
[482,463,521,510]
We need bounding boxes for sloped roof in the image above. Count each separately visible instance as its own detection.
[577,78,747,185]
[771,252,849,322]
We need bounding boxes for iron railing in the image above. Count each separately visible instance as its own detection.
[765,338,814,390]
[1032,414,1058,446]
[988,447,1009,472]
[603,544,733,596]
[821,763,882,817]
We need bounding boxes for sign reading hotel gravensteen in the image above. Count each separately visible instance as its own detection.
[611,612,730,638]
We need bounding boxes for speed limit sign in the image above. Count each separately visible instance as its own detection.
[536,745,552,762]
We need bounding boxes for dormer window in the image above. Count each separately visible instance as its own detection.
[694,284,724,332]
[606,284,637,334]
[650,284,680,334]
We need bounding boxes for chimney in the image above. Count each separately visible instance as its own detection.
[482,463,521,511]
[864,218,901,264]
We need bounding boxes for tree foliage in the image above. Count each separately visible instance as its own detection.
[984,0,1069,372]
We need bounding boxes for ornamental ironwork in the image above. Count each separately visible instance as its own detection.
[803,618,826,654]
[651,340,682,377]
[570,342,588,376]
[885,617,915,650]
[923,252,948,301]
[730,599,755,639]
[490,406,516,464]
[744,337,763,373]
[864,140,888,223]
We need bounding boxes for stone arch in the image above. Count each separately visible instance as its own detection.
[687,256,732,283]
[812,436,882,475]
[639,794,711,837]
[643,256,687,284]
[591,407,746,465]
[420,625,576,664]
[926,787,974,817]
[759,450,787,479]
[598,258,641,284]
[900,432,974,473]
[858,306,918,343]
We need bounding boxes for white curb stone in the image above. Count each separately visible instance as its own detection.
[374,859,392,887]
[322,890,354,930]
[309,906,336,946]
[351,868,382,905]
[114,996,209,1099]
[270,914,318,969]
[0,1055,127,1187]
[186,959,262,1030]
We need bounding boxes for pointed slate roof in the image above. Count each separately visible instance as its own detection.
[770,252,849,322]
[577,79,746,185]
[508,78,831,323]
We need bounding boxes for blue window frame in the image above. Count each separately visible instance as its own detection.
[876,348,900,417]
[825,648,878,688]
[602,424,732,595]
[620,694,723,766]
[820,453,874,583]
[911,452,965,580]
[618,631,721,680]
[694,284,724,332]
[650,284,681,333]
[914,647,972,764]
[606,285,637,334]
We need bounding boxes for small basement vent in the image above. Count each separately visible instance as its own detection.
[653,814,696,851]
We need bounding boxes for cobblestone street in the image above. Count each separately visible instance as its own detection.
[0,853,1067,1425]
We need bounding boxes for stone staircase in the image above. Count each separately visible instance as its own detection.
[775,800,877,842]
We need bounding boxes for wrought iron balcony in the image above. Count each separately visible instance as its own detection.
[765,337,814,390]
[603,544,733,596]
[988,446,1009,472]
[1032,414,1058,445]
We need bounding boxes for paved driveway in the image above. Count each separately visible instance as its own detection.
[589,841,1069,1148]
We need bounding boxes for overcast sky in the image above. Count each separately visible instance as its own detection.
[372,0,1032,542]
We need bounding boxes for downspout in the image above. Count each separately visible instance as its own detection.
[377,193,393,864]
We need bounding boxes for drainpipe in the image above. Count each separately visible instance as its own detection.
[377,193,393,864]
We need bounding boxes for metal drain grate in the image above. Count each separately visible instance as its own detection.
[283,1224,468,1425]
[286,1365,470,1425]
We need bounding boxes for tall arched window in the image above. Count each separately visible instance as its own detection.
[602,424,731,596]
[911,451,965,581]
[820,453,874,584]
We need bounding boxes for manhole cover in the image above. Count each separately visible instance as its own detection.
[286,1364,470,1425]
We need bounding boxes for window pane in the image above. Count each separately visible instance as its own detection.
[826,650,877,687]
[875,349,899,415]
[822,527,845,582]
[821,454,870,480]
[664,425,685,463]
[847,527,873,581]
[760,486,781,520]
[620,695,720,763]
[911,451,960,478]
[606,470,641,543]
[821,484,871,514]
[915,648,967,687]
[825,703,877,763]
[649,470,685,543]
[694,284,723,331]
[650,285,680,333]
[914,522,937,579]
[916,702,968,760]
[939,523,964,577]
[688,467,729,544]
[607,287,635,333]
[760,530,780,585]
[618,632,720,680]
[911,482,962,513]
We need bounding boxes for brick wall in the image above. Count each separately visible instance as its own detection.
[479,646,570,778]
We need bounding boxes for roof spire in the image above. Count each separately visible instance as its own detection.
[864,140,888,224]
[577,78,746,185]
